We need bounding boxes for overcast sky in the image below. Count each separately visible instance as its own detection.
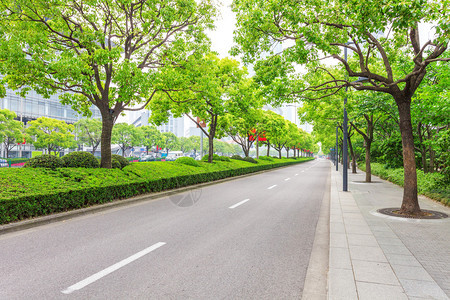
[207,0,236,59]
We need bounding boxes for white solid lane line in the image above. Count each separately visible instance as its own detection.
[229,199,250,209]
[61,242,166,294]
[267,185,277,190]
[285,178,291,181]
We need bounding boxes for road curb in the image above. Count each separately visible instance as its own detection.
[301,162,330,300]
[0,160,313,235]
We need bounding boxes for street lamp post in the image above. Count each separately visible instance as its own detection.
[343,46,349,191]
[335,125,338,171]
[343,44,368,192]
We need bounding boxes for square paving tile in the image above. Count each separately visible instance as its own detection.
[399,278,448,299]
[328,268,358,299]
[330,233,348,248]
[372,230,399,239]
[391,265,434,281]
[330,247,352,270]
[345,224,373,235]
[356,281,407,300]
[352,260,400,285]
[347,234,379,247]
[349,245,388,262]
[375,237,405,246]
[384,253,422,267]
[379,244,412,255]
[330,222,346,233]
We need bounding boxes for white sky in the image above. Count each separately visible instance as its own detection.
[207,0,236,59]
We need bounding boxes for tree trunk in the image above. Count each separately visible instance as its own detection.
[208,135,214,163]
[267,143,270,156]
[365,141,372,183]
[348,135,357,173]
[397,99,420,214]
[417,123,428,173]
[100,111,114,168]
[256,138,259,159]
[427,127,435,173]
[286,148,289,158]
[278,149,282,159]
[243,146,249,157]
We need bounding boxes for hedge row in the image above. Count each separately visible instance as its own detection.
[359,163,449,206]
[0,157,314,224]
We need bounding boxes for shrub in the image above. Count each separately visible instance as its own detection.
[8,158,29,164]
[231,155,243,160]
[111,158,122,169]
[111,154,130,169]
[25,155,64,169]
[0,157,314,224]
[259,156,274,161]
[175,157,200,167]
[243,157,258,164]
[219,156,231,162]
[202,154,221,161]
[62,152,100,168]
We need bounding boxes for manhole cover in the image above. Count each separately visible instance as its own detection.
[377,208,448,219]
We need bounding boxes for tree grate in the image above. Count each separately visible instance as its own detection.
[377,208,448,219]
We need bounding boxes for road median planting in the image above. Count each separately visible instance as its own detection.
[0,157,313,224]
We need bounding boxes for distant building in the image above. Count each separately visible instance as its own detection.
[0,89,101,158]
[129,109,188,138]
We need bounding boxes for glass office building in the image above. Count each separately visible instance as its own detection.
[0,88,101,158]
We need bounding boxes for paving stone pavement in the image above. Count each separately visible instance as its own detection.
[328,162,450,300]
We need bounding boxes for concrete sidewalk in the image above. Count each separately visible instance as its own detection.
[328,163,450,300]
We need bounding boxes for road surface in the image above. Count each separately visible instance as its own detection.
[0,159,330,299]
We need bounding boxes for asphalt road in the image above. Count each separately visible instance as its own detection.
[0,159,330,299]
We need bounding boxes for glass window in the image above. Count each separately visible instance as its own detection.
[9,98,19,112]
[38,102,45,115]
[48,103,57,117]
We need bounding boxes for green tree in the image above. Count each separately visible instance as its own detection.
[258,110,288,158]
[218,108,264,157]
[188,135,208,156]
[232,0,450,214]
[0,0,215,168]
[161,132,179,154]
[0,109,27,158]
[27,117,75,155]
[112,123,140,157]
[149,54,249,162]
[139,125,164,155]
[74,118,102,155]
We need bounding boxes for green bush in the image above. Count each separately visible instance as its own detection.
[259,156,274,161]
[219,156,231,162]
[243,157,258,164]
[62,152,100,168]
[175,157,200,167]
[231,155,243,160]
[359,163,449,206]
[25,155,64,169]
[202,154,220,161]
[111,154,130,169]
[111,158,122,169]
[8,158,29,164]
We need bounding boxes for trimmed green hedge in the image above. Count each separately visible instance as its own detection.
[0,157,314,224]
[359,163,449,206]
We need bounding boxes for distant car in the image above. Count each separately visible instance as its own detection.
[165,155,177,161]
[140,155,155,162]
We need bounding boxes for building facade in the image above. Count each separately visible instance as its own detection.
[0,89,101,158]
